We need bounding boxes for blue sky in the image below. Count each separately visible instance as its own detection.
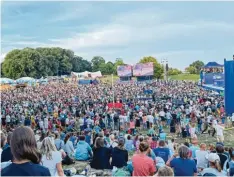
[1,1,234,70]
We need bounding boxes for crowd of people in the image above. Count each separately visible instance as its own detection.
[1,80,234,176]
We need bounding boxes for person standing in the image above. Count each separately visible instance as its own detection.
[215,122,225,143]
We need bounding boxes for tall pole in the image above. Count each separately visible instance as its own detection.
[112,74,114,105]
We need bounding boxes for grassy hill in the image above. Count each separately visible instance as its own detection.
[169,74,199,81]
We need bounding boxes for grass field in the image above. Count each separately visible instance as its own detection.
[169,74,199,81]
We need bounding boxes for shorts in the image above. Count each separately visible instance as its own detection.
[217,135,224,142]
[160,116,166,122]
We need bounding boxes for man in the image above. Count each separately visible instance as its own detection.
[195,143,208,170]
[75,135,93,161]
[1,132,13,162]
[153,140,170,163]
[216,122,225,143]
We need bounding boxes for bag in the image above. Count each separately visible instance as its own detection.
[62,154,75,165]
[113,167,131,176]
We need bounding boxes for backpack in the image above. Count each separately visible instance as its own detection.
[113,167,131,176]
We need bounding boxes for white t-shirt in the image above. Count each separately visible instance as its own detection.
[6,115,11,123]
[44,118,48,129]
[65,118,69,125]
[159,111,165,117]
[216,124,224,136]
[41,151,62,176]
[195,150,209,169]
[147,115,154,123]
[139,111,143,117]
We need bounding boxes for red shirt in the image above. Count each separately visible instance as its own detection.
[150,141,157,149]
[132,154,156,176]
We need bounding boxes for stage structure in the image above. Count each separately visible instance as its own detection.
[200,62,224,94]
[133,62,154,82]
[117,65,132,82]
[224,59,234,116]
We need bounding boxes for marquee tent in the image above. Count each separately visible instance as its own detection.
[203,62,223,68]
[0,78,15,84]
[16,77,36,84]
[71,71,102,79]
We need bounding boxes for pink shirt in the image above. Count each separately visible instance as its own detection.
[132,154,156,176]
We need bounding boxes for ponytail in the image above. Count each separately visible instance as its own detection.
[214,160,222,172]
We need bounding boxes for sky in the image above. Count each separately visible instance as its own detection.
[1,1,234,70]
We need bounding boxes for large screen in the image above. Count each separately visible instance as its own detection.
[133,62,154,76]
[117,65,132,77]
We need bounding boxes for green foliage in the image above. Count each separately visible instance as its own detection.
[139,56,163,79]
[91,56,105,72]
[2,47,91,79]
[168,68,182,75]
[186,60,204,74]
[186,66,197,74]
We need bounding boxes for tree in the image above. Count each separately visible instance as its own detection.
[186,66,197,74]
[91,56,105,72]
[139,56,163,79]
[168,68,182,75]
[189,60,204,74]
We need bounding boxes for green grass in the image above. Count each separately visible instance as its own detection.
[169,74,199,81]
[100,75,119,84]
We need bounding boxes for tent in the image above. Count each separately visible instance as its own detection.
[16,77,36,84]
[71,71,102,79]
[203,62,223,68]
[0,78,15,84]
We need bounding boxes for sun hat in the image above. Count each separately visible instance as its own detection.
[206,153,220,162]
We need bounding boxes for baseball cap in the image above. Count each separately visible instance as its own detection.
[206,153,220,162]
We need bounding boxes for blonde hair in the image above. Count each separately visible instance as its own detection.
[157,166,174,176]
[40,137,57,160]
[210,160,222,172]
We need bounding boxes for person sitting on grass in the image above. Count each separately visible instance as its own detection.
[74,135,93,161]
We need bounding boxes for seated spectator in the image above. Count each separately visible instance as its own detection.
[196,143,209,170]
[216,144,229,170]
[125,135,134,151]
[54,132,64,151]
[63,133,74,157]
[150,136,158,149]
[111,137,128,168]
[132,141,156,176]
[74,135,93,161]
[201,153,226,176]
[109,134,118,148]
[153,140,170,163]
[1,126,51,176]
[166,145,197,176]
[229,149,234,176]
[156,166,174,176]
[41,137,64,176]
[91,137,111,169]
[1,132,13,162]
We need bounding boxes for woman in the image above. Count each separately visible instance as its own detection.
[63,133,74,157]
[1,126,51,176]
[155,166,174,176]
[40,137,64,176]
[132,141,156,176]
[125,135,134,151]
[90,137,111,169]
[166,145,197,176]
[200,153,226,176]
[111,138,128,168]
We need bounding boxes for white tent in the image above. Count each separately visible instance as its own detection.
[0,78,15,84]
[16,77,36,83]
[71,71,102,79]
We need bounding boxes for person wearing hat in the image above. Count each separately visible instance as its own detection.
[201,153,226,176]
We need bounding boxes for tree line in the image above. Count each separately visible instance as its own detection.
[1,47,204,79]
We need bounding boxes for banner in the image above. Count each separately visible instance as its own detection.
[133,62,154,76]
[204,73,224,85]
[107,103,123,109]
[224,60,234,115]
[117,65,132,77]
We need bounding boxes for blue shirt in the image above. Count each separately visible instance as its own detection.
[170,158,197,176]
[189,145,199,159]
[75,141,92,161]
[153,147,170,163]
[1,162,51,176]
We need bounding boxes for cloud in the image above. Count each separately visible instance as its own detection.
[0,53,7,63]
